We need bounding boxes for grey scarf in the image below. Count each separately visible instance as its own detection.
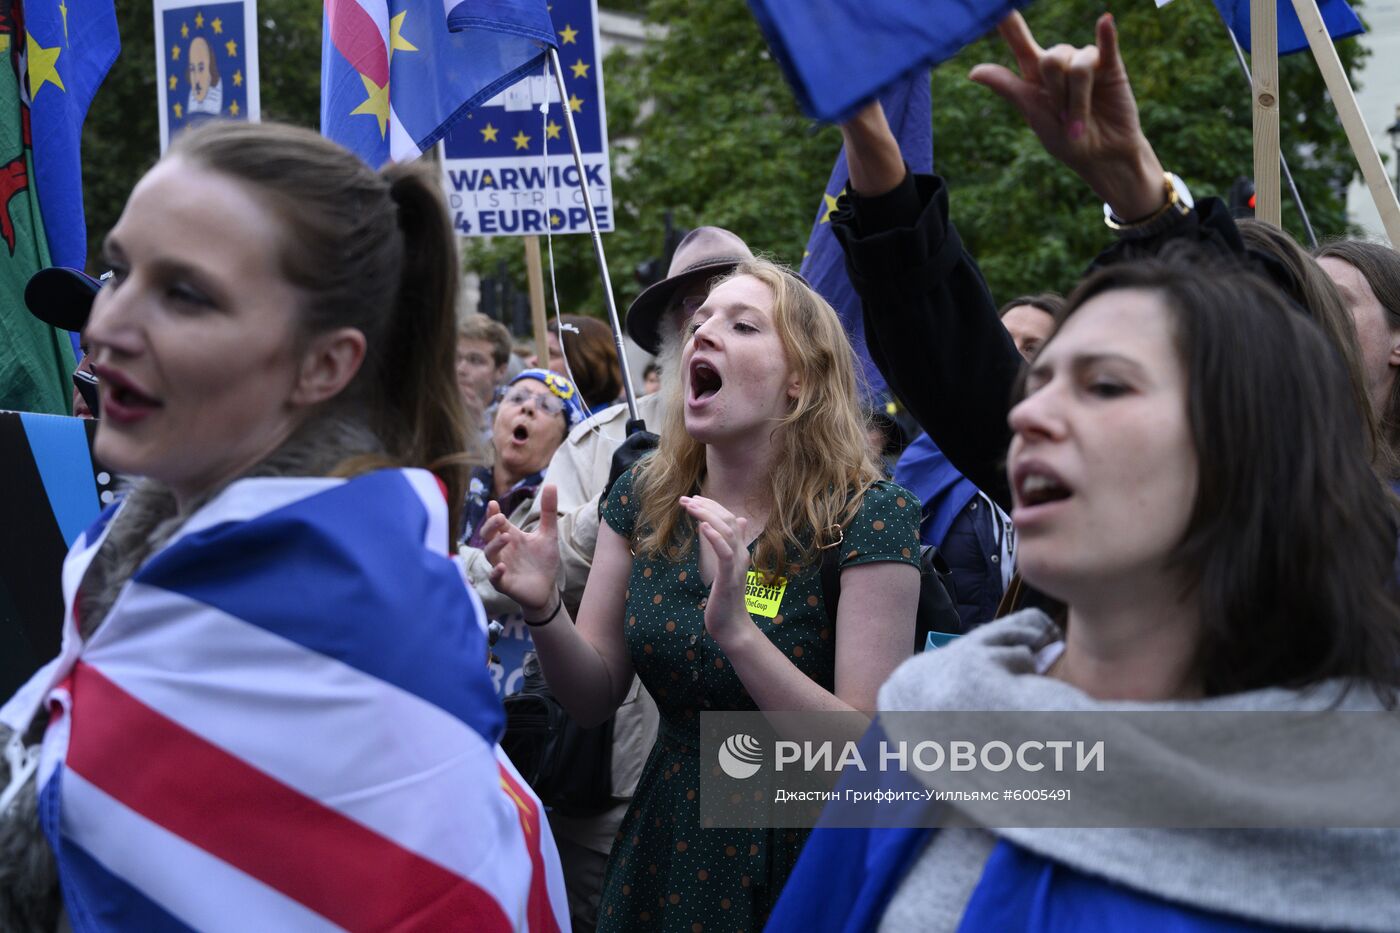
[878,610,1400,932]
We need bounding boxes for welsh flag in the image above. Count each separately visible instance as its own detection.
[0,0,72,415]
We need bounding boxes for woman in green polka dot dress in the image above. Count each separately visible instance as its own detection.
[482,259,921,931]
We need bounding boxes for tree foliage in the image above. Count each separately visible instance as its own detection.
[461,0,841,320]
[469,0,1369,317]
[77,0,1367,314]
[80,0,322,268]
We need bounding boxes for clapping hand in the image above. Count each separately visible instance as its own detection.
[680,495,755,648]
[482,484,563,618]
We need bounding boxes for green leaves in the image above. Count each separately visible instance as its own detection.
[82,0,324,269]
[938,0,1365,299]
[80,0,1366,320]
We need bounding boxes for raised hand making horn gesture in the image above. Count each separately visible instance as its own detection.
[970,11,1171,224]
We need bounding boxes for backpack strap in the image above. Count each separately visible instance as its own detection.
[823,534,965,653]
[819,539,842,627]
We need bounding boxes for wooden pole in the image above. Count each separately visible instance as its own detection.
[1220,18,1318,245]
[523,235,549,367]
[1289,0,1400,245]
[1250,0,1281,226]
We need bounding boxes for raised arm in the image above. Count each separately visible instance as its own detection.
[971,12,1267,275]
[840,100,906,199]
[832,104,1021,508]
[969,12,1167,222]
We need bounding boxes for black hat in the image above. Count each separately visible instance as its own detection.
[625,227,754,355]
[25,267,102,332]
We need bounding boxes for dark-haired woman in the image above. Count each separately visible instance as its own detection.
[1317,240,1400,483]
[0,121,564,930]
[998,293,1062,360]
[772,255,1400,931]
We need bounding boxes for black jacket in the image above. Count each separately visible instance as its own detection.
[830,169,1260,513]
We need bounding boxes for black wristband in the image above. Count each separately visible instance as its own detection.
[523,595,564,628]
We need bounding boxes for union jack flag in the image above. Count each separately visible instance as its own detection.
[2,468,567,931]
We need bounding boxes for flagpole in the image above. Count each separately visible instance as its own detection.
[546,45,639,423]
[524,236,550,366]
[1220,17,1319,247]
[1288,0,1400,245]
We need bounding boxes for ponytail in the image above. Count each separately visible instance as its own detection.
[169,121,474,537]
[380,163,469,534]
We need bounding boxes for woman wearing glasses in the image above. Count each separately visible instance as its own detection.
[458,369,584,694]
[459,369,586,550]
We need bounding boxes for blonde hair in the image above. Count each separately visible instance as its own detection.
[632,259,882,581]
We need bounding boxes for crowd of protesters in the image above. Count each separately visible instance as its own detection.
[2,7,1400,933]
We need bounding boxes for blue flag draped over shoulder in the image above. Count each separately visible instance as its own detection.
[747,0,1032,122]
[322,0,557,168]
[22,0,119,271]
[1208,0,1363,54]
[799,72,930,399]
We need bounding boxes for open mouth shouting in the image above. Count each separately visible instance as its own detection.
[688,358,723,408]
[1011,460,1073,524]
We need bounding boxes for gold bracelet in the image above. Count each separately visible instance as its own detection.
[1103,172,1180,231]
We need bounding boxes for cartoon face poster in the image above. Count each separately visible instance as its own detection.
[153,0,260,152]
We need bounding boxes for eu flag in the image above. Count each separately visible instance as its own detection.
[1208,0,1363,55]
[747,0,1032,123]
[799,72,931,399]
[322,0,557,168]
[441,0,604,160]
[23,0,118,272]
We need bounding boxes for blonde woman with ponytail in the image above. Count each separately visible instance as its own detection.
[0,121,565,930]
[483,258,921,930]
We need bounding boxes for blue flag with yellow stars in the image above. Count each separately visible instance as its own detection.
[799,71,930,399]
[161,3,255,148]
[438,0,610,236]
[23,0,118,272]
[322,0,556,168]
[1206,0,1362,54]
[443,0,604,161]
[747,0,1031,123]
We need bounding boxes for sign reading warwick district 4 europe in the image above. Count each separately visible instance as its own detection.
[154,0,261,152]
[440,0,611,238]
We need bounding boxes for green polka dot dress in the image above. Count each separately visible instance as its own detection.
[595,468,921,932]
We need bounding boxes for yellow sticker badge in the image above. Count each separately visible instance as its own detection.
[744,571,787,618]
